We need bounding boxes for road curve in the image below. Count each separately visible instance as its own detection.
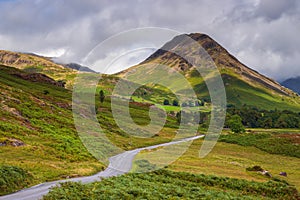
[0,135,204,200]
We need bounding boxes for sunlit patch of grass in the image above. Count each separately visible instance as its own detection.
[168,139,300,190]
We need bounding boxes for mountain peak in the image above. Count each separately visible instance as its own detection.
[187,32,210,41]
[143,32,229,65]
[130,33,296,97]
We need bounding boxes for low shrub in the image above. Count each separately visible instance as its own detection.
[43,170,299,200]
[0,165,33,195]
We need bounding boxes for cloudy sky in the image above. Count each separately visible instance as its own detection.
[0,0,299,80]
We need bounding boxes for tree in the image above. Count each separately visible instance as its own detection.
[228,114,245,134]
[198,100,204,106]
[43,90,49,95]
[181,102,188,107]
[163,99,170,105]
[176,111,181,123]
[195,100,203,106]
[172,99,179,106]
[99,90,105,103]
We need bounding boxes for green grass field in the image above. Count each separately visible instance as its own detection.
[132,130,300,191]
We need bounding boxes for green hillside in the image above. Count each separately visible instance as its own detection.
[0,65,181,195]
[117,68,300,112]
[208,72,300,111]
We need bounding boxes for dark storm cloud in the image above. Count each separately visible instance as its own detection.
[255,0,297,20]
[0,0,299,80]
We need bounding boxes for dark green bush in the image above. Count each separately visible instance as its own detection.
[246,165,264,172]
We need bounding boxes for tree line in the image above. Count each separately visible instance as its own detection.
[98,89,300,129]
[163,99,205,107]
[226,105,300,129]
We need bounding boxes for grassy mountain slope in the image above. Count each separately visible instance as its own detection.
[0,65,182,194]
[221,70,300,111]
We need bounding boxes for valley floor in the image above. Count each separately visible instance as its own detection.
[1,129,299,199]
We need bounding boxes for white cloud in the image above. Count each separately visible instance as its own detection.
[37,48,66,58]
[92,48,155,74]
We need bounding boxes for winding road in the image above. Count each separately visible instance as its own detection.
[0,135,204,200]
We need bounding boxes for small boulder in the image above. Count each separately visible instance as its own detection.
[261,170,272,177]
[0,138,25,147]
[279,172,287,177]
[11,139,25,147]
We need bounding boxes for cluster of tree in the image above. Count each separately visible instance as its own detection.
[174,104,300,133]
[163,99,181,106]
[174,110,245,133]
[226,114,245,133]
[175,111,210,126]
[163,99,204,107]
[226,105,300,128]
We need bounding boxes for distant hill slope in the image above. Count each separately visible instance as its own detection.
[281,77,300,94]
[0,64,66,87]
[0,50,94,88]
[119,33,300,111]
[63,63,96,73]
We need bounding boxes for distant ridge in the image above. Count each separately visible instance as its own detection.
[281,77,300,94]
[0,50,95,87]
[62,63,96,73]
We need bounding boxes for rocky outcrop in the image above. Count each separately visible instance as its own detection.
[0,138,25,147]
[12,72,65,87]
[0,50,68,68]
